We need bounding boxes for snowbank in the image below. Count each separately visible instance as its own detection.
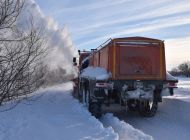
[101,113,153,140]
[81,67,111,80]
[0,83,118,140]
[166,77,190,102]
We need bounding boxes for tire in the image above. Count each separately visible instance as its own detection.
[127,99,139,112]
[78,83,83,102]
[139,100,158,117]
[86,90,90,109]
[89,102,102,118]
[118,90,125,106]
[82,88,86,105]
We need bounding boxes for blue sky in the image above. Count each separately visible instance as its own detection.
[35,0,190,70]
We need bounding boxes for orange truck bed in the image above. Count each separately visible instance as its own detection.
[89,37,166,81]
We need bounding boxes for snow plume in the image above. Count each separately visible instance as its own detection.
[16,0,77,79]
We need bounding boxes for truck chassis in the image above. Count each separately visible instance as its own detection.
[73,37,178,118]
[77,77,164,118]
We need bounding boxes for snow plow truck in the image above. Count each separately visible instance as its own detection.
[72,37,178,118]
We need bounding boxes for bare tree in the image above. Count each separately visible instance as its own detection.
[178,61,190,77]
[170,68,179,76]
[0,0,24,40]
[0,0,23,27]
[0,0,47,106]
[170,61,190,77]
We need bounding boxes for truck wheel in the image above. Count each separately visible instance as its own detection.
[77,84,83,102]
[82,88,85,105]
[82,88,91,108]
[127,99,139,111]
[86,90,90,109]
[89,102,102,118]
[139,100,158,117]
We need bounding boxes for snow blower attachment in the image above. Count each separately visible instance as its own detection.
[72,37,178,118]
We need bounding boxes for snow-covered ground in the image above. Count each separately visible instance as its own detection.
[0,83,118,140]
[0,82,152,140]
[101,114,153,140]
[0,77,189,140]
[108,77,190,140]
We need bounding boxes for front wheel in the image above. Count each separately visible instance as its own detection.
[82,88,90,108]
[139,100,158,117]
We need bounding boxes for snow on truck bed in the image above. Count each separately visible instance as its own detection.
[81,66,111,80]
[81,67,178,82]
[0,82,152,140]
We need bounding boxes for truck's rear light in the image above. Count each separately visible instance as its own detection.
[96,83,113,88]
[96,83,108,87]
[167,82,177,87]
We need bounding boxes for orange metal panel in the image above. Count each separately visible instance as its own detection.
[108,44,114,79]
[113,38,166,80]
[93,52,100,67]
[89,37,166,81]
[89,55,94,66]
[99,46,109,70]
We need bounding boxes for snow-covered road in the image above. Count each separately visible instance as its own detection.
[104,77,190,140]
[0,78,189,140]
[0,83,118,140]
[0,82,151,140]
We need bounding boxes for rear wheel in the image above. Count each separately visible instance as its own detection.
[86,90,90,109]
[139,100,158,117]
[89,102,102,118]
[127,99,139,112]
[78,83,83,102]
[82,88,86,104]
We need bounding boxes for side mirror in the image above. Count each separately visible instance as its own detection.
[78,50,81,55]
[73,57,76,63]
[73,57,77,66]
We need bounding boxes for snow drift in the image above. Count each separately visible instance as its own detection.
[101,113,153,140]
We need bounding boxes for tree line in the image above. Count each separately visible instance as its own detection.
[170,61,190,77]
